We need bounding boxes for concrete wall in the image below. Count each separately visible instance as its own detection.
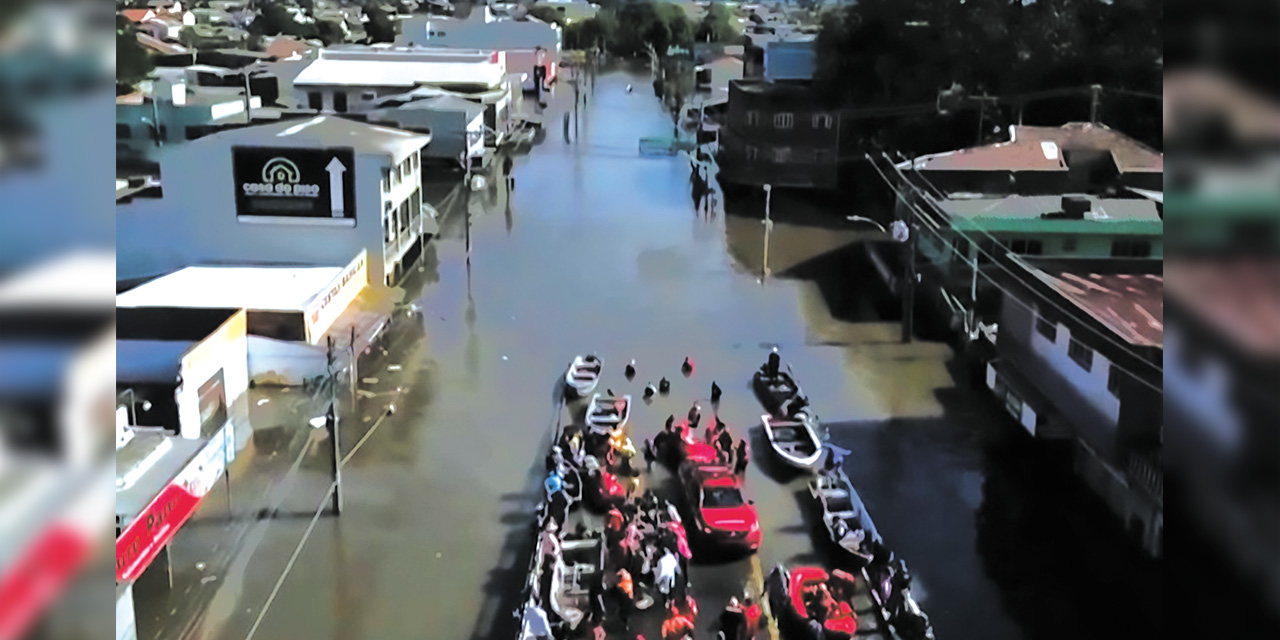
[245,335,326,386]
[116,138,398,287]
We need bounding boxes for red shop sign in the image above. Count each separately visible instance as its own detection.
[115,483,202,583]
[0,526,91,640]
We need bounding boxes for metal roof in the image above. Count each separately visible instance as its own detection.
[195,116,429,159]
[907,123,1164,174]
[1020,260,1165,348]
[1166,258,1280,357]
[939,195,1163,235]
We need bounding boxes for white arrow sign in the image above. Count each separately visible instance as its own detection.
[325,157,346,217]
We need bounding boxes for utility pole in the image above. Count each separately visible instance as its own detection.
[325,336,344,515]
[1089,84,1102,124]
[241,68,253,124]
[901,197,916,344]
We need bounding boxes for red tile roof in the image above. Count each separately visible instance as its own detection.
[121,9,155,23]
[1166,258,1280,356]
[911,122,1164,174]
[1031,268,1164,348]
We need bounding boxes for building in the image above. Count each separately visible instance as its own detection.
[985,255,1163,556]
[1164,257,1280,609]
[290,45,515,142]
[116,66,269,160]
[890,124,1165,339]
[116,306,249,441]
[719,30,851,190]
[368,93,488,166]
[116,116,432,288]
[903,123,1165,196]
[397,6,561,93]
[116,253,385,387]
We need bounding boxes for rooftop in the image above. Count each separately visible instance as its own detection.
[938,194,1163,235]
[1165,258,1280,357]
[0,251,115,308]
[1017,257,1164,348]
[118,264,349,313]
[907,123,1164,175]
[294,47,506,89]
[1164,69,1280,144]
[192,116,429,159]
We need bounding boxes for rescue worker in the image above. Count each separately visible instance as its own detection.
[662,602,696,640]
[742,596,764,638]
[612,568,635,630]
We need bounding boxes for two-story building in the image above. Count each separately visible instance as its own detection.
[719,32,854,191]
[290,45,515,143]
[986,255,1163,556]
[116,66,270,161]
[116,116,433,288]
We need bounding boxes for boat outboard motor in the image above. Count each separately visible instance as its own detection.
[787,394,810,417]
[766,351,781,377]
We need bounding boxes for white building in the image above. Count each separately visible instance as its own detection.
[116,253,383,387]
[291,45,515,140]
[368,94,488,166]
[535,0,600,23]
[398,7,561,93]
[116,116,432,288]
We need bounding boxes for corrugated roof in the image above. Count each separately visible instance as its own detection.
[294,55,505,88]
[1026,264,1165,348]
[196,116,429,158]
[939,195,1163,235]
[909,123,1163,174]
[396,95,486,118]
[1166,258,1280,357]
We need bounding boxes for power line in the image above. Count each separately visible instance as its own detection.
[874,152,1166,376]
[862,156,1165,395]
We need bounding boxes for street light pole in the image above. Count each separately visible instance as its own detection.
[901,203,916,344]
[762,184,773,279]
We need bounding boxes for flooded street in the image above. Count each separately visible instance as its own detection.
[174,66,1160,640]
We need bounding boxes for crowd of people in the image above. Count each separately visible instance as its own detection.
[645,403,750,476]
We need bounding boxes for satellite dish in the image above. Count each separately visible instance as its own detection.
[890,220,910,243]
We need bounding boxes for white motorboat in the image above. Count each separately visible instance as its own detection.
[761,413,823,470]
[585,393,631,435]
[564,355,602,397]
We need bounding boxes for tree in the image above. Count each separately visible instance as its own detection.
[251,2,319,39]
[695,2,737,43]
[116,14,154,91]
[366,5,398,43]
[527,4,567,27]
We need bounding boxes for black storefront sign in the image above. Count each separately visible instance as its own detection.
[232,146,356,221]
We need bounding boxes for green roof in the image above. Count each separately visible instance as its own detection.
[940,195,1163,236]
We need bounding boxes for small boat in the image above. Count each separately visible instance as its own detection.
[585,393,631,435]
[753,365,803,415]
[762,413,823,470]
[564,355,602,398]
[766,564,862,639]
[809,469,883,568]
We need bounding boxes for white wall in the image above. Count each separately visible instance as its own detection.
[176,310,249,440]
[1029,315,1122,427]
[117,138,390,286]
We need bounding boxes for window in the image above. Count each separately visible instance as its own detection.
[1062,236,1077,252]
[746,110,760,126]
[812,148,831,164]
[333,91,348,113]
[1111,239,1152,258]
[1107,365,1122,397]
[812,113,833,129]
[1009,238,1043,255]
[745,145,759,161]
[362,91,377,101]
[773,147,791,163]
[1035,315,1057,342]
[307,91,323,111]
[381,167,391,192]
[1067,338,1093,372]
[116,123,131,139]
[773,113,794,129]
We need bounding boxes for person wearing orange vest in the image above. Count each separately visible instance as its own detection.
[612,567,635,631]
[662,602,696,640]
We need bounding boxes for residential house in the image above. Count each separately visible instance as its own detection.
[116,116,432,288]
[986,255,1163,556]
[397,6,561,93]
[1164,257,1280,613]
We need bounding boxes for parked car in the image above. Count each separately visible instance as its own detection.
[677,461,762,551]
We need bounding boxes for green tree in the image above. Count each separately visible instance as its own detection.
[116,14,154,91]
[527,4,567,27]
[695,2,737,43]
[366,5,398,43]
[251,2,319,39]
